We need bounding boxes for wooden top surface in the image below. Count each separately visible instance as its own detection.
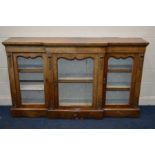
[2,37,149,46]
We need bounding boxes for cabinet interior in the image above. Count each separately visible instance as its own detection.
[17,56,45,105]
[58,58,94,106]
[106,57,133,105]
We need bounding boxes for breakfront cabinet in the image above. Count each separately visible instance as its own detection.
[2,38,149,119]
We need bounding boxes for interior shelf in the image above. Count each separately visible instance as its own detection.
[58,76,93,83]
[18,68,43,73]
[20,82,44,90]
[106,85,130,91]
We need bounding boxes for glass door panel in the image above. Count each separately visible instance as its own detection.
[106,91,130,105]
[57,58,94,107]
[21,90,44,104]
[18,57,43,68]
[106,57,133,105]
[108,57,133,71]
[58,58,93,81]
[59,83,92,106]
[17,56,45,105]
[107,72,132,87]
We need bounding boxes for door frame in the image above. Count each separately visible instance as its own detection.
[12,52,49,108]
[51,52,104,110]
[103,52,138,108]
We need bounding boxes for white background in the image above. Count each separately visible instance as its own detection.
[0,0,155,155]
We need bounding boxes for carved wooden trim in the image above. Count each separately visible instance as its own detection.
[107,55,135,59]
[42,54,50,108]
[16,55,42,59]
[47,53,52,70]
[139,53,144,58]
[7,52,12,59]
[99,55,104,70]
[57,56,94,61]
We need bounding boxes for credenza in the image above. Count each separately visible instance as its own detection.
[2,37,149,119]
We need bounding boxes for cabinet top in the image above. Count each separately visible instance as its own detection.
[2,37,149,46]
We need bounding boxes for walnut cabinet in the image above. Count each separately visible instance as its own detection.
[2,37,149,119]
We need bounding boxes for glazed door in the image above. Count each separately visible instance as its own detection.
[13,53,49,108]
[52,53,104,110]
[104,53,138,108]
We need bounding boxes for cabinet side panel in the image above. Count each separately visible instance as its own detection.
[6,52,17,107]
[133,47,146,107]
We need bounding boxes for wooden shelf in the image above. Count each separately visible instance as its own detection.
[106,85,130,91]
[108,65,132,73]
[58,77,93,83]
[18,67,43,73]
[20,82,44,90]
